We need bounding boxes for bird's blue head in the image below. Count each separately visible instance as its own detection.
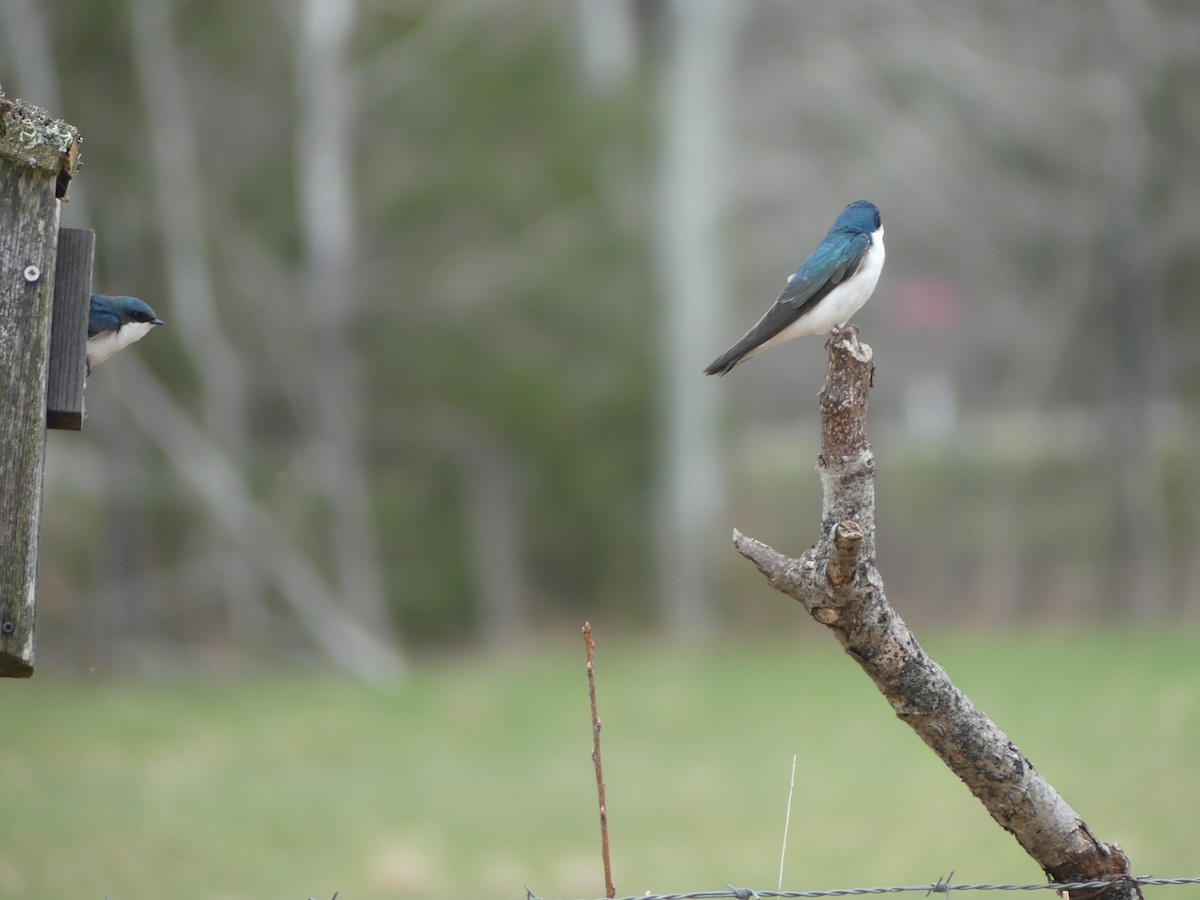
[831,200,882,236]
[89,294,164,336]
[108,295,163,327]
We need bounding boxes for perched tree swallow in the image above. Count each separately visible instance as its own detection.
[87,294,165,374]
[704,200,885,376]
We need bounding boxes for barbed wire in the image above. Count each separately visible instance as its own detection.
[526,874,1200,900]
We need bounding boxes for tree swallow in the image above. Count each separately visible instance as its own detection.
[87,294,165,373]
[704,200,885,375]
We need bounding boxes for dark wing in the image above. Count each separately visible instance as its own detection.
[87,296,120,338]
[776,232,869,313]
[703,233,870,376]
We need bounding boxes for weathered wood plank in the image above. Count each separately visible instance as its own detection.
[0,93,82,676]
[47,228,94,431]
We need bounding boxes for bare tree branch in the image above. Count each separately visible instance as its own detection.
[733,334,1134,897]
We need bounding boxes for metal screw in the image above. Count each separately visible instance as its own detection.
[23,265,40,283]
[1,621,13,634]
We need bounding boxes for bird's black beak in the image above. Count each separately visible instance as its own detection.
[152,318,165,326]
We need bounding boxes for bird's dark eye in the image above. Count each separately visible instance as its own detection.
[874,211,882,229]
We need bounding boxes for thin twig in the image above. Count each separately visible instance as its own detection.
[779,753,798,891]
[583,622,615,899]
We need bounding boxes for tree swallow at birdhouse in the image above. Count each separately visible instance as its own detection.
[87,294,165,373]
[704,200,885,375]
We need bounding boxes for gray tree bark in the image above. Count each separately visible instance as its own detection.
[734,334,1135,896]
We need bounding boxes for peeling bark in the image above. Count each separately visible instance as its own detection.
[733,334,1135,898]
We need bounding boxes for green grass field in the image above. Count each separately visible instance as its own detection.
[0,631,1196,900]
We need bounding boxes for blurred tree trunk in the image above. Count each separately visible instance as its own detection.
[575,0,637,91]
[1184,421,1200,617]
[89,415,157,665]
[451,424,529,644]
[0,0,59,111]
[129,0,268,636]
[295,0,394,638]
[1097,3,1168,618]
[656,0,738,638]
[1107,203,1167,618]
[974,490,1023,624]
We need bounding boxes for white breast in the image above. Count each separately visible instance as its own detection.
[86,321,159,368]
[798,225,885,335]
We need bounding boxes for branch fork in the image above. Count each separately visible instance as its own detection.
[732,332,1134,897]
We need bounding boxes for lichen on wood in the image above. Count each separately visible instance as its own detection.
[0,91,82,197]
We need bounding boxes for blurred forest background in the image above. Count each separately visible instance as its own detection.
[4,0,1200,676]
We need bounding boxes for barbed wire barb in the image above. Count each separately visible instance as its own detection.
[929,871,955,896]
